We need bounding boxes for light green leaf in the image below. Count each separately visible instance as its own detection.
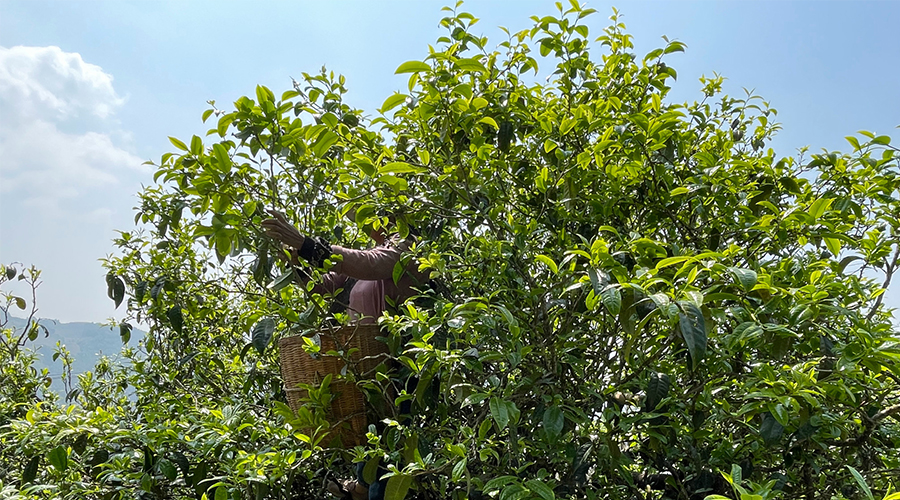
[455,57,487,73]
[380,162,425,175]
[395,60,431,74]
[384,474,413,500]
[535,254,558,274]
[168,136,188,151]
[477,116,498,129]
[381,93,407,113]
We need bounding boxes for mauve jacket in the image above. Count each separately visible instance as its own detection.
[311,238,427,324]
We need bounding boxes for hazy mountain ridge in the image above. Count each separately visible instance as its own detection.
[4,316,143,393]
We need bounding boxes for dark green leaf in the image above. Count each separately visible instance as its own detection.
[135,280,148,302]
[158,458,178,481]
[251,318,275,356]
[23,455,39,483]
[644,372,670,411]
[760,412,784,446]
[120,322,132,343]
[678,301,707,370]
[525,479,555,500]
[268,269,295,292]
[5,266,15,280]
[543,405,564,441]
[167,306,184,335]
[48,446,68,472]
[150,277,165,300]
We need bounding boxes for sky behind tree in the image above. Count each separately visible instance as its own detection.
[1,0,898,323]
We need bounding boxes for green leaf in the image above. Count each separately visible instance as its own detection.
[158,458,178,481]
[451,457,467,482]
[252,318,275,356]
[669,186,690,196]
[22,455,39,483]
[644,372,670,411]
[384,474,413,500]
[543,405,564,441]
[395,60,431,74]
[119,322,132,343]
[846,466,875,500]
[268,269,295,291]
[824,236,842,256]
[135,280,148,302]
[381,93,407,113]
[728,267,758,292]
[168,136,188,151]
[167,306,184,335]
[215,485,228,500]
[213,143,231,171]
[600,285,621,316]
[107,273,125,309]
[525,479,555,500]
[535,254,558,274]
[455,57,487,73]
[808,197,834,220]
[311,130,339,157]
[490,396,510,430]
[477,116,499,129]
[363,457,380,484]
[48,446,68,472]
[499,484,529,500]
[380,162,425,175]
[14,296,25,309]
[678,301,707,370]
[759,412,784,446]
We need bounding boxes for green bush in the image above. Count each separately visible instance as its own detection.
[2,3,898,499]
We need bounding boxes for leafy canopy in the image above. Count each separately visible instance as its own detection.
[2,2,899,500]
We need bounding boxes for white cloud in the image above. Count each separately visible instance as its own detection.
[0,45,125,121]
[0,46,145,215]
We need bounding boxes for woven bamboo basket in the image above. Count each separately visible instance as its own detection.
[279,324,388,447]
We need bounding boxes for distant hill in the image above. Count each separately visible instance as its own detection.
[5,316,144,395]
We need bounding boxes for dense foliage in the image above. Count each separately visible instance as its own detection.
[2,3,899,499]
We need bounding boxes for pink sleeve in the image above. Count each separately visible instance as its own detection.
[314,271,349,295]
[330,240,424,283]
[329,244,399,280]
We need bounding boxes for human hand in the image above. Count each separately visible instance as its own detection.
[261,209,305,249]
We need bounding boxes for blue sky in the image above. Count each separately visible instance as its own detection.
[1,0,898,324]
